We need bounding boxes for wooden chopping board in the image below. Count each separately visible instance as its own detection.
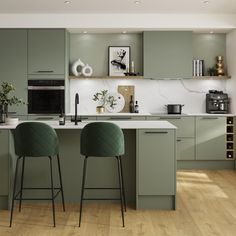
[118,85,135,113]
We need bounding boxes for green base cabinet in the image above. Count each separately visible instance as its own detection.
[137,129,176,209]
[143,31,192,79]
[147,116,195,161]
[196,117,226,160]
[0,130,9,201]
[177,138,195,160]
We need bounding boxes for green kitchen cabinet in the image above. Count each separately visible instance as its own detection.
[137,129,176,195]
[177,138,195,160]
[143,31,193,79]
[147,116,195,160]
[158,116,194,137]
[0,130,9,196]
[196,117,226,160]
[0,29,28,115]
[28,29,66,78]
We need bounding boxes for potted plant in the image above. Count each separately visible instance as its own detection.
[92,90,117,113]
[0,82,25,123]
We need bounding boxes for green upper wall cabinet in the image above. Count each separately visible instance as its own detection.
[143,31,193,79]
[0,29,27,115]
[28,29,66,79]
[196,117,226,160]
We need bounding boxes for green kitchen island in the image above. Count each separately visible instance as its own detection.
[0,120,177,210]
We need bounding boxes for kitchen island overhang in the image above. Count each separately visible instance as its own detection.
[0,120,177,210]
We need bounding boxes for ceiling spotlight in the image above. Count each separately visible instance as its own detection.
[210,31,214,34]
[83,31,87,34]
[122,31,127,34]
[203,0,209,4]
[64,1,71,4]
[134,0,141,4]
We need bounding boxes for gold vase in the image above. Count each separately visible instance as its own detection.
[215,56,225,76]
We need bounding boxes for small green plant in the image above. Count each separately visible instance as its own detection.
[92,90,117,109]
[0,82,26,116]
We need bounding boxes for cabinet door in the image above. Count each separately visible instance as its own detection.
[196,117,226,160]
[147,116,195,138]
[137,129,175,195]
[159,116,195,137]
[0,30,27,115]
[0,130,9,195]
[143,31,192,79]
[28,29,65,77]
[177,138,195,160]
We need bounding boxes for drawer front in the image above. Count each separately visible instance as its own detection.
[148,116,195,137]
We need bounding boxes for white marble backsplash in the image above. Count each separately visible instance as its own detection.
[69,78,228,114]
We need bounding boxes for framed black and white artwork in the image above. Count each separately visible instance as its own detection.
[108,46,130,76]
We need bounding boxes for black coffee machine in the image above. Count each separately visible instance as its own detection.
[206,90,229,114]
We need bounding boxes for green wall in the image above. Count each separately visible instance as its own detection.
[193,33,226,75]
[70,33,143,76]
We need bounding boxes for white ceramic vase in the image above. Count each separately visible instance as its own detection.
[72,59,85,76]
[82,64,93,77]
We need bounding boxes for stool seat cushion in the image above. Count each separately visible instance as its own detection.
[14,122,59,157]
[80,122,125,157]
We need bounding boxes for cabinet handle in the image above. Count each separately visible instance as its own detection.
[145,131,168,134]
[36,117,54,120]
[37,70,54,73]
[160,117,181,120]
[109,117,132,120]
[201,117,219,119]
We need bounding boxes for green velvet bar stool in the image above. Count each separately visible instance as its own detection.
[79,122,126,227]
[9,122,65,227]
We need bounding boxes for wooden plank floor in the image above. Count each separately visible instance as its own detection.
[1,170,236,236]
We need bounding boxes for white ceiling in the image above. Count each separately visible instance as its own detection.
[0,0,236,14]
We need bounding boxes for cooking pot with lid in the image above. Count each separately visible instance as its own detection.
[165,104,184,114]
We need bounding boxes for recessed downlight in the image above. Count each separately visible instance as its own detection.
[122,31,127,34]
[210,31,214,34]
[83,31,87,34]
[134,0,141,5]
[64,1,71,4]
[203,0,209,4]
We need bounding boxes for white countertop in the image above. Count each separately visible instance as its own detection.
[150,113,234,117]
[66,112,235,117]
[0,120,177,130]
[66,112,150,116]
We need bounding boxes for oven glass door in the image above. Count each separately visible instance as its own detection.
[28,89,65,114]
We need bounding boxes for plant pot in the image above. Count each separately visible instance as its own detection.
[96,106,105,114]
[5,117,19,125]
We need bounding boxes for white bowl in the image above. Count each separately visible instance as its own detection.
[5,118,19,125]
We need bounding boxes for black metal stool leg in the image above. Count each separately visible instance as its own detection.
[10,156,21,227]
[57,154,65,212]
[49,156,56,227]
[117,156,125,227]
[79,156,88,227]
[19,156,25,212]
[119,156,127,212]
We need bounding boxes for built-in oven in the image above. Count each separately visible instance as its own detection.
[28,80,65,114]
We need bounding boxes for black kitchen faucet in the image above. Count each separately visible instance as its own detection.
[75,93,81,125]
